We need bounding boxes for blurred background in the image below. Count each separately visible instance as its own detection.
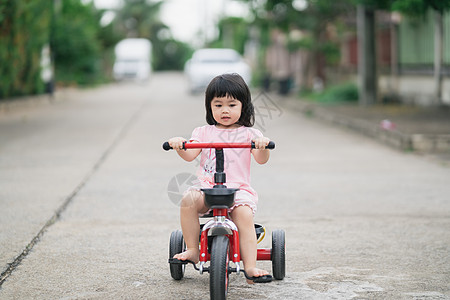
[0,0,449,106]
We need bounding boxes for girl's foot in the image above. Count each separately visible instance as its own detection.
[245,267,270,284]
[173,248,199,264]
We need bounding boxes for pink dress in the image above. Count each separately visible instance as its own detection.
[189,125,263,214]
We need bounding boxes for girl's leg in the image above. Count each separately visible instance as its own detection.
[230,205,269,283]
[173,190,208,263]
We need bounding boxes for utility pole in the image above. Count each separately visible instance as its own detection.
[434,10,443,105]
[357,5,377,106]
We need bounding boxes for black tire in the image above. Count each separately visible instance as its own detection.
[272,229,285,280]
[169,230,185,280]
[210,235,230,300]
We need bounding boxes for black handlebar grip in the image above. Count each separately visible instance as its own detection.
[162,142,172,151]
[251,141,275,149]
[163,141,187,151]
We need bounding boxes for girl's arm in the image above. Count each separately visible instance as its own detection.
[168,137,201,162]
[251,137,271,164]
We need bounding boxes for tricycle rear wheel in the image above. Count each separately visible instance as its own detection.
[169,230,186,280]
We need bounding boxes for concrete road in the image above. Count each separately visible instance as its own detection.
[0,72,449,299]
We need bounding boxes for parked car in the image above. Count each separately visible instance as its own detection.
[113,38,152,81]
[184,48,252,93]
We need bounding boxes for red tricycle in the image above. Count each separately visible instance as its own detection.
[163,141,285,299]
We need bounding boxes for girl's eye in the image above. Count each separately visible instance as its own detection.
[230,104,236,107]
[215,104,222,108]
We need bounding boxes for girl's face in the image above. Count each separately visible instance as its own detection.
[211,96,242,129]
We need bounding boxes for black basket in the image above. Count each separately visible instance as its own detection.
[254,224,264,239]
[202,188,238,208]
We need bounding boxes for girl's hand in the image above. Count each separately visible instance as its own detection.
[168,137,201,162]
[252,137,271,164]
[252,137,270,150]
[168,137,187,151]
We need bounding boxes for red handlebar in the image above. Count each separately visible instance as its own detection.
[184,143,252,149]
[162,141,275,150]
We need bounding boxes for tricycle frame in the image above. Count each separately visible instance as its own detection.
[165,141,284,299]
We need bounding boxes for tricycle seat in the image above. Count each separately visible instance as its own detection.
[202,187,238,208]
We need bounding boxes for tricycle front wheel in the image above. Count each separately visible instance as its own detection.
[210,235,230,300]
[271,229,285,280]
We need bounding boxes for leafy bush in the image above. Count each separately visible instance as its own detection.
[304,82,359,103]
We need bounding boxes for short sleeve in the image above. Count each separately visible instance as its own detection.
[248,127,263,140]
[190,126,203,142]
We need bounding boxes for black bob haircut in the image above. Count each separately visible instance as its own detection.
[205,73,255,127]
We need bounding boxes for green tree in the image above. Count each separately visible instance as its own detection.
[0,0,51,99]
[153,38,193,71]
[116,0,163,38]
[52,0,104,85]
[114,0,193,70]
[94,9,126,80]
[210,17,249,55]
[287,0,354,88]
[243,0,354,89]
[390,0,450,15]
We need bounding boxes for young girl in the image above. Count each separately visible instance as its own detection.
[168,73,271,282]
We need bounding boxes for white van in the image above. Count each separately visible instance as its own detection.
[113,38,152,81]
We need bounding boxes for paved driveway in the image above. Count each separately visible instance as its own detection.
[1,72,449,299]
